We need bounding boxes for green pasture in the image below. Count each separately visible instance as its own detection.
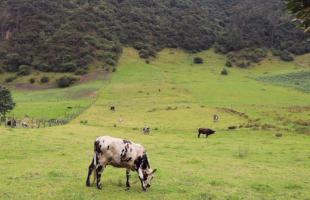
[0,48,309,199]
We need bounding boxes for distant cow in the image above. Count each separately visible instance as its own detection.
[86,136,157,191]
[110,106,115,111]
[21,122,29,128]
[142,127,150,134]
[198,128,216,138]
[213,114,219,122]
[7,119,17,128]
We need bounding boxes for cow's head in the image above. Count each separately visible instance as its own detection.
[141,168,157,190]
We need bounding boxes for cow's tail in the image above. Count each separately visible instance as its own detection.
[93,152,97,166]
[93,140,100,166]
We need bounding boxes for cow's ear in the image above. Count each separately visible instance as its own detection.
[152,169,157,174]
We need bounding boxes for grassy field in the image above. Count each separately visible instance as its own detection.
[0,48,309,200]
[256,71,310,93]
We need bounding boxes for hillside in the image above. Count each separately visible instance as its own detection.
[0,0,309,78]
[0,48,309,199]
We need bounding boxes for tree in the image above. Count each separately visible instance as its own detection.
[193,57,204,64]
[286,0,310,32]
[0,86,15,123]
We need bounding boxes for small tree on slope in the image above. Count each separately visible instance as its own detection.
[0,86,16,123]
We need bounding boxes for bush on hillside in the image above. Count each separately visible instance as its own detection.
[5,76,17,83]
[193,57,204,64]
[280,51,294,61]
[139,48,156,59]
[74,68,87,75]
[57,76,78,88]
[17,65,31,76]
[225,61,232,67]
[60,62,77,72]
[271,48,282,56]
[29,78,35,84]
[221,68,228,75]
[226,48,267,68]
[4,53,26,72]
[40,76,50,83]
[105,58,116,66]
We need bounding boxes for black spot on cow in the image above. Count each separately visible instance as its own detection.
[97,165,103,171]
[134,156,143,170]
[143,172,148,181]
[121,147,128,161]
[141,154,150,170]
[123,157,132,162]
[123,140,132,144]
[94,141,101,153]
[107,145,110,150]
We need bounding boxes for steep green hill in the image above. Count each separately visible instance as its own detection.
[0,0,309,77]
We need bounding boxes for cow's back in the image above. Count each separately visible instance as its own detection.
[95,136,145,168]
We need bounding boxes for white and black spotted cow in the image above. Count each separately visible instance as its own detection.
[86,136,157,191]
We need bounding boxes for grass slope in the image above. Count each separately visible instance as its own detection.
[0,48,309,200]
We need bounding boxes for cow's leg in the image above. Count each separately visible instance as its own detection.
[86,158,95,187]
[206,134,208,138]
[125,169,131,190]
[198,132,201,138]
[96,165,104,189]
[137,168,146,191]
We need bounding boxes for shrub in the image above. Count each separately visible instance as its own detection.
[29,78,35,84]
[5,53,25,72]
[236,61,250,68]
[193,57,204,64]
[280,51,294,61]
[60,62,77,72]
[74,68,87,75]
[105,58,116,66]
[5,76,17,83]
[17,65,31,76]
[225,61,232,67]
[221,68,228,75]
[57,76,78,88]
[40,76,50,83]
[271,48,282,56]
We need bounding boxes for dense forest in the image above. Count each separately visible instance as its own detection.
[0,0,309,75]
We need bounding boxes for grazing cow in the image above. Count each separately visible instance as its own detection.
[7,119,17,128]
[213,114,219,122]
[86,136,157,191]
[198,128,216,138]
[142,127,150,134]
[21,122,29,128]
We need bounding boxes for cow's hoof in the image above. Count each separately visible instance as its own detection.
[86,182,91,187]
[97,184,102,190]
[125,187,130,191]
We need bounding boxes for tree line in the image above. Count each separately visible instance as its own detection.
[0,0,309,75]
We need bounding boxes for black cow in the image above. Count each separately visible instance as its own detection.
[143,127,150,134]
[198,128,216,138]
[7,119,17,128]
